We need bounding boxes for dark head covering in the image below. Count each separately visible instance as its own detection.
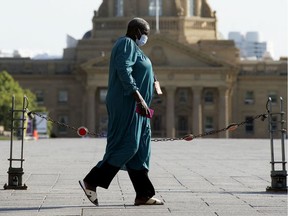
[126,18,150,40]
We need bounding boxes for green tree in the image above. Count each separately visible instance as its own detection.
[0,71,43,131]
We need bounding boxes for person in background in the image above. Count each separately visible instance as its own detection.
[79,17,163,206]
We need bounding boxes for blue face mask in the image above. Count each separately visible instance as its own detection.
[136,34,148,47]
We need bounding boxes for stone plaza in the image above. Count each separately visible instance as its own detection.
[0,138,287,216]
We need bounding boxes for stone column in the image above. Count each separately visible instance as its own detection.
[192,87,203,136]
[218,87,229,138]
[166,86,176,138]
[86,86,97,134]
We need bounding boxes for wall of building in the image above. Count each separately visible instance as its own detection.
[0,0,286,139]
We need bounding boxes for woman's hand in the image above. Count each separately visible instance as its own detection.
[136,100,151,117]
[133,90,151,117]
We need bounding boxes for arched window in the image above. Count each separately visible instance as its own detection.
[58,115,68,133]
[178,115,188,133]
[204,116,214,132]
[204,90,214,104]
[115,0,123,17]
[268,91,278,104]
[177,88,189,104]
[152,115,162,131]
[244,91,254,104]
[245,116,254,134]
[149,0,162,16]
[99,88,108,104]
[58,90,68,103]
[188,0,194,16]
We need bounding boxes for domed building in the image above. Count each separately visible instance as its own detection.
[0,0,287,138]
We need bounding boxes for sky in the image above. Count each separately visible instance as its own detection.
[0,0,287,59]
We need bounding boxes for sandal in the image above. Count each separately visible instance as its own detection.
[134,197,164,206]
[79,180,98,206]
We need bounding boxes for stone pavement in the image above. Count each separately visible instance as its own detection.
[0,138,287,216]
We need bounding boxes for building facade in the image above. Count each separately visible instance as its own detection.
[0,0,287,139]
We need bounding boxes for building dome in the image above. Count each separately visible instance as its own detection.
[91,0,217,44]
[82,30,92,40]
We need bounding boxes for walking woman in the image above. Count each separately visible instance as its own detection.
[79,17,163,206]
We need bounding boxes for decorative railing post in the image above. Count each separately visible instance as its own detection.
[266,97,287,192]
[3,95,28,190]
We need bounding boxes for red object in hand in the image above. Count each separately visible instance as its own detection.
[227,123,238,131]
[77,126,88,137]
[136,106,154,118]
[182,134,194,141]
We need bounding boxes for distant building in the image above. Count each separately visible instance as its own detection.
[0,0,287,139]
[228,31,272,60]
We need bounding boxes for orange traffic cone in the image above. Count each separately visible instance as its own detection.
[33,130,39,140]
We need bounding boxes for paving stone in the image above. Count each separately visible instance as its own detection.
[0,138,287,216]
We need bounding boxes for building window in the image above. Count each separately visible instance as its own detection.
[188,0,194,16]
[178,115,188,135]
[152,115,162,131]
[268,91,277,104]
[99,115,108,135]
[244,91,254,104]
[204,116,214,132]
[152,115,163,137]
[99,88,108,103]
[58,115,68,133]
[114,0,123,17]
[204,91,214,104]
[58,90,68,103]
[149,0,162,16]
[35,90,44,105]
[245,116,254,134]
[177,88,189,104]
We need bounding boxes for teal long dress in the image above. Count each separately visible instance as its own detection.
[97,36,154,171]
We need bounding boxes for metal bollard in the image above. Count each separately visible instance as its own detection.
[266,97,287,192]
[3,95,28,190]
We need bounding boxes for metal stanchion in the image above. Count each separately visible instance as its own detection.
[3,95,28,190]
[266,97,287,192]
